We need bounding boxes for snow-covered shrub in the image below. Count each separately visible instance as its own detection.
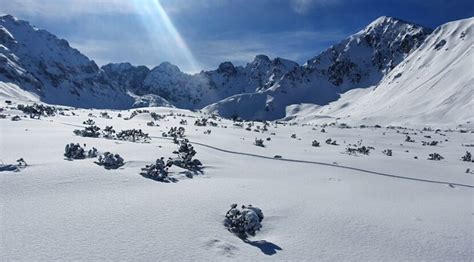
[346,146,371,155]
[312,140,320,147]
[116,129,150,143]
[73,125,101,137]
[180,119,188,125]
[140,157,174,182]
[405,135,415,142]
[428,153,444,161]
[147,121,155,126]
[17,103,57,118]
[204,129,211,135]
[83,119,95,125]
[64,143,86,159]
[95,152,124,169]
[422,141,439,146]
[102,126,116,139]
[382,149,393,156]
[150,112,164,121]
[11,115,21,121]
[291,134,297,139]
[16,158,27,167]
[325,138,338,145]
[461,151,472,162]
[0,158,27,172]
[87,147,98,158]
[170,140,202,170]
[163,127,185,139]
[100,112,112,119]
[194,118,208,126]
[254,138,265,147]
[224,204,264,239]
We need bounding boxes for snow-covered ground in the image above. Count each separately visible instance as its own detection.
[1,102,473,261]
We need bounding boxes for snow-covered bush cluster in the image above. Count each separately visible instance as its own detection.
[83,119,95,125]
[382,149,393,156]
[95,152,124,169]
[428,153,444,161]
[11,115,21,121]
[325,138,338,145]
[312,140,320,147]
[194,117,218,127]
[254,138,265,147]
[17,103,57,118]
[346,145,372,155]
[140,157,174,182]
[64,143,98,160]
[102,126,116,138]
[171,139,202,170]
[74,125,101,137]
[162,126,185,140]
[461,151,472,162]
[422,141,439,146]
[224,204,264,239]
[127,109,150,120]
[116,129,150,143]
[150,112,165,121]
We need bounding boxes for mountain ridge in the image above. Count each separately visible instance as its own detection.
[1,14,472,125]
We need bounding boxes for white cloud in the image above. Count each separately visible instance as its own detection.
[291,0,341,14]
[1,0,137,19]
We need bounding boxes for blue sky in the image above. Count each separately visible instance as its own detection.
[2,0,473,72]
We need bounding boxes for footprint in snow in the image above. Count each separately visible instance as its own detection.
[204,239,238,257]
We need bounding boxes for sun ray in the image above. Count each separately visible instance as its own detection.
[132,0,200,73]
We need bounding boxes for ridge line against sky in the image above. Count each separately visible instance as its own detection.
[1,0,473,73]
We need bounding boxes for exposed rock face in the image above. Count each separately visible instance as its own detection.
[0,15,134,109]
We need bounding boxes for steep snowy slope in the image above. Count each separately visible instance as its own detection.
[287,17,474,126]
[0,15,135,109]
[204,16,432,120]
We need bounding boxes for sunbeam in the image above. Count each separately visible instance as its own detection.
[131,0,200,73]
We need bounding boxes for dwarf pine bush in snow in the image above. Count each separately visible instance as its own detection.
[422,141,439,146]
[382,149,393,156]
[116,129,150,143]
[102,126,116,139]
[224,204,264,239]
[11,115,21,121]
[95,152,124,169]
[346,145,371,155]
[83,119,95,125]
[140,157,174,182]
[254,138,265,147]
[64,143,86,159]
[428,153,444,161]
[312,140,320,147]
[64,143,98,159]
[461,151,472,162]
[163,127,185,139]
[74,125,101,138]
[170,140,202,170]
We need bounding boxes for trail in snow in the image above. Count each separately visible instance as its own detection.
[150,136,474,189]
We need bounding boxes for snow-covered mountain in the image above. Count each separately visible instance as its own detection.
[285,17,474,126]
[203,16,433,120]
[0,15,134,109]
[102,54,298,109]
[0,14,472,125]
